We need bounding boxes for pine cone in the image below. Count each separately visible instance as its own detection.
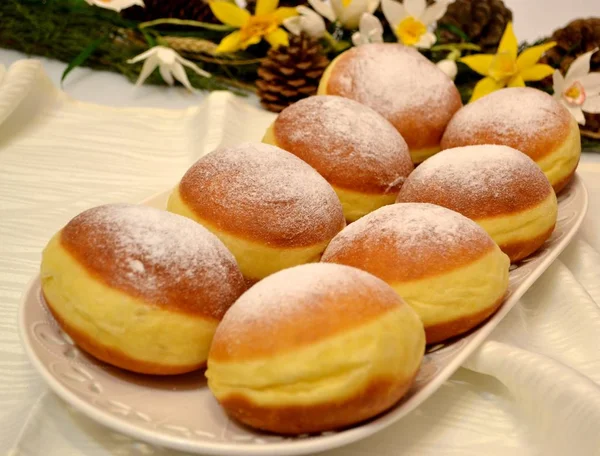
[437,0,513,52]
[540,18,600,135]
[256,33,330,113]
[244,0,308,14]
[122,0,217,24]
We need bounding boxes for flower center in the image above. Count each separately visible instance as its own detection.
[488,52,517,82]
[342,0,352,7]
[396,17,427,46]
[563,81,586,106]
[239,15,278,42]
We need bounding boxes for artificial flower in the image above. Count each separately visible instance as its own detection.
[460,22,556,102]
[85,0,144,12]
[127,46,211,91]
[552,49,600,125]
[352,13,384,46]
[436,59,457,80]
[210,0,297,53]
[382,0,450,49]
[283,5,326,39]
[308,0,380,30]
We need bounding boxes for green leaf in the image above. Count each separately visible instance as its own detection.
[436,23,470,42]
[139,18,235,32]
[61,35,108,85]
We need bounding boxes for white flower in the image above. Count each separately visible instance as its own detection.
[436,59,457,80]
[382,0,451,49]
[283,6,327,39]
[309,0,380,30]
[352,13,384,46]
[85,0,144,12]
[0,65,5,86]
[127,46,211,91]
[553,48,600,126]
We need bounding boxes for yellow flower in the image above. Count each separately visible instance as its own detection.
[210,0,297,53]
[460,23,557,102]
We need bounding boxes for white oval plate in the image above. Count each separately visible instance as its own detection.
[19,176,588,456]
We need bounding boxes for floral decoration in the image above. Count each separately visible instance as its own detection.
[352,13,384,46]
[85,0,144,12]
[308,0,380,30]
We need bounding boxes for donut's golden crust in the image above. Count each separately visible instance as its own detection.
[552,165,578,194]
[320,225,495,283]
[500,225,555,263]
[424,293,505,344]
[60,227,245,319]
[218,374,415,434]
[46,297,205,375]
[209,290,401,362]
[396,166,553,219]
[271,96,413,194]
[177,145,346,248]
[322,44,462,151]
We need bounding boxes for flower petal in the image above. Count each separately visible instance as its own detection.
[210,1,250,27]
[134,56,159,86]
[460,54,494,76]
[520,64,555,81]
[352,31,364,46]
[579,73,600,95]
[283,15,302,35]
[382,0,406,28]
[508,74,525,87]
[127,47,158,64]
[566,48,598,81]
[170,62,196,91]
[516,41,556,71]
[498,22,518,60]
[215,31,244,53]
[367,0,380,14]
[159,64,175,85]
[469,76,504,102]
[360,12,383,39]
[265,28,289,48]
[274,7,299,21]
[583,95,600,114]
[403,0,425,19]
[415,31,436,49]
[338,0,370,29]
[567,105,586,125]
[256,0,279,15]
[552,70,565,95]
[177,56,212,78]
[421,0,449,26]
[308,0,337,21]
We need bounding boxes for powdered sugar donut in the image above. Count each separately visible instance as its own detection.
[206,263,425,434]
[40,204,246,375]
[167,143,346,284]
[441,87,580,193]
[318,43,462,164]
[321,203,510,344]
[263,95,413,221]
[397,145,558,262]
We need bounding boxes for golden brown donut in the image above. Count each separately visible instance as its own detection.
[263,95,413,221]
[397,145,558,262]
[441,87,581,193]
[40,204,246,375]
[321,203,510,344]
[167,143,346,284]
[318,43,462,164]
[206,263,425,434]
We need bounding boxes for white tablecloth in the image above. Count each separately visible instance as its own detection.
[1,1,600,453]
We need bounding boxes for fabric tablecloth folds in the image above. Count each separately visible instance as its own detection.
[1,60,599,456]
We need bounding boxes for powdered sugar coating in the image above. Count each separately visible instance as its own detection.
[397,145,553,218]
[322,203,495,281]
[61,204,245,317]
[441,87,572,160]
[178,143,345,247]
[274,95,413,193]
[324,43,462,149]
[211,263,403,359]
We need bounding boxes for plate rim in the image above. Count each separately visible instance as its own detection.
[18,174,589,456]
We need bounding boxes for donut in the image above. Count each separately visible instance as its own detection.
[441,87,581,193]
[321,203,510,344]
[396,145,558,263]
[206,263,425,434]
[263,95,413,221]
[167,143,346,284]
[40,204,246,375]
[318,43,462,164]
